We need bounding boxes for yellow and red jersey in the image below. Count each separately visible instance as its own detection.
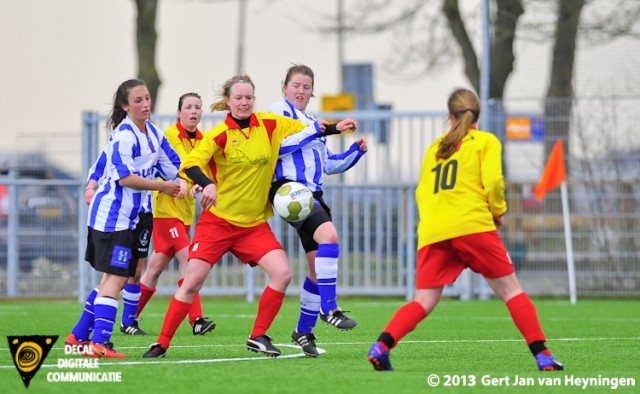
[180,112,321,227]
[416,128,507,248]
[153,123,205,225]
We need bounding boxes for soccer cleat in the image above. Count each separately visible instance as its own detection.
[319,307,358,330]
[192,317,216,336]
[143,343,167,359]
[536,353,564,371]
[291,331,319,357]
[64,333,89,346]
[89,341,127,358]
[368,342,394,371]
[120,319,147,336]
[246,334,281,357]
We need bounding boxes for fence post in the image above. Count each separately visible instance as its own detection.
[405,185,416,300]
[6,169,18,297]
[245,265,254,302]
[78,111,100,302]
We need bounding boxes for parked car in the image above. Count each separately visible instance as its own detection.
[0,154,79,272]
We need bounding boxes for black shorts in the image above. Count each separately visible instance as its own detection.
[134,213,153,258]
[269,180,332,253]
[85,227,139,278]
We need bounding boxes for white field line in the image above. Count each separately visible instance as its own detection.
[0,344,324,369]
[0,337,637,369]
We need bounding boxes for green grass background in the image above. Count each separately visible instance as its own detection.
[0,296,638,393]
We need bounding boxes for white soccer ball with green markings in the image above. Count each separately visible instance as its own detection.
[273,181,314,222]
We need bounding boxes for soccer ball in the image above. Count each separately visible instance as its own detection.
[272,181,314,222]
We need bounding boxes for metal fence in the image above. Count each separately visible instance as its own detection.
[1,97,638,300]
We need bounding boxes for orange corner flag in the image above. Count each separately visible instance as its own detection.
[534,139,566,201]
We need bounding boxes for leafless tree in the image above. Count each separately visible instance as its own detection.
[131,0,252,111]
[315,0,639,98]
[313,0,640,162]
[134,0,161,112]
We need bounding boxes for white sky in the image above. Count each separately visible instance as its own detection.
[0,0,637,146]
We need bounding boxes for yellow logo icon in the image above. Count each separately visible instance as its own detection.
[8,335,58,388]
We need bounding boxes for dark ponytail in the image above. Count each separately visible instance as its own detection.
[106,79,146,131]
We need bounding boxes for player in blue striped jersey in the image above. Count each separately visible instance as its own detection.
[67,148,156,342]
[268,64,367,356]
[65,79,185,358]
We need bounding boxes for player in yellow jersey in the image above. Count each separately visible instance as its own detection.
[135,93,215,336]
[368,88,563,372]
[143,75,347,358]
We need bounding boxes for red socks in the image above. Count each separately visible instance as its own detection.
[506,292,546,345]
[178,278,204,326]
[250,286,285,339]
[136,283,156,319]
[382,301,428,348]
[157,297,191,349]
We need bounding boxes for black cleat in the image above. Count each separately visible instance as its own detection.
[319,307,358,330]
[120,319,147,336]
[192,317,216,336]
[291,331,319,357]
[246,334,281,357]
[142,343,167,359]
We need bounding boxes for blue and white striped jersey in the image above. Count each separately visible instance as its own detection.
[87,117,181,232]
[88,149,154,215]
[268,99,366,192]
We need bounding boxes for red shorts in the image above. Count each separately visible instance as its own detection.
[189,210,283,267]
[152,218,191,258]
[416,231,515,289]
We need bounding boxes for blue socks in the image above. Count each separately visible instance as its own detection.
[91,296,118,344]
[121,283,141,327]
[71,287,98,341]
[315,243,339,314]
[296,277,320,333]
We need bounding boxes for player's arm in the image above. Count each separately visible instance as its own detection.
[278,116,325,156]
[155,135,182,181]
[482,135,507,218]
[179,130,221,208]
[324,139,367,175]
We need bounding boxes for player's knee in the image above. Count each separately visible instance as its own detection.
[281,266,293,285]
[180,279,203,296]
[272,264,292,286]
[149,270,162,282]
[314,223,338,244]
[322,233,339,244]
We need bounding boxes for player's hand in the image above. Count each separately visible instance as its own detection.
[84,180,99,204]
[176,178,188,199]
[356,137,367,152]
[84,188,96,205]
[337,118,358,133]
[200,183,217,210]
[190,184,203,198]
[494,215,504,229]
[317,119,329,132]
[160,181,181,197]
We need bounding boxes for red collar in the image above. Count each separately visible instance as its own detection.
[176,122,203,140]
[224,113,260,129]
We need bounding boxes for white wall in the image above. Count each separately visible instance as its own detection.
[0,0,637,152]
